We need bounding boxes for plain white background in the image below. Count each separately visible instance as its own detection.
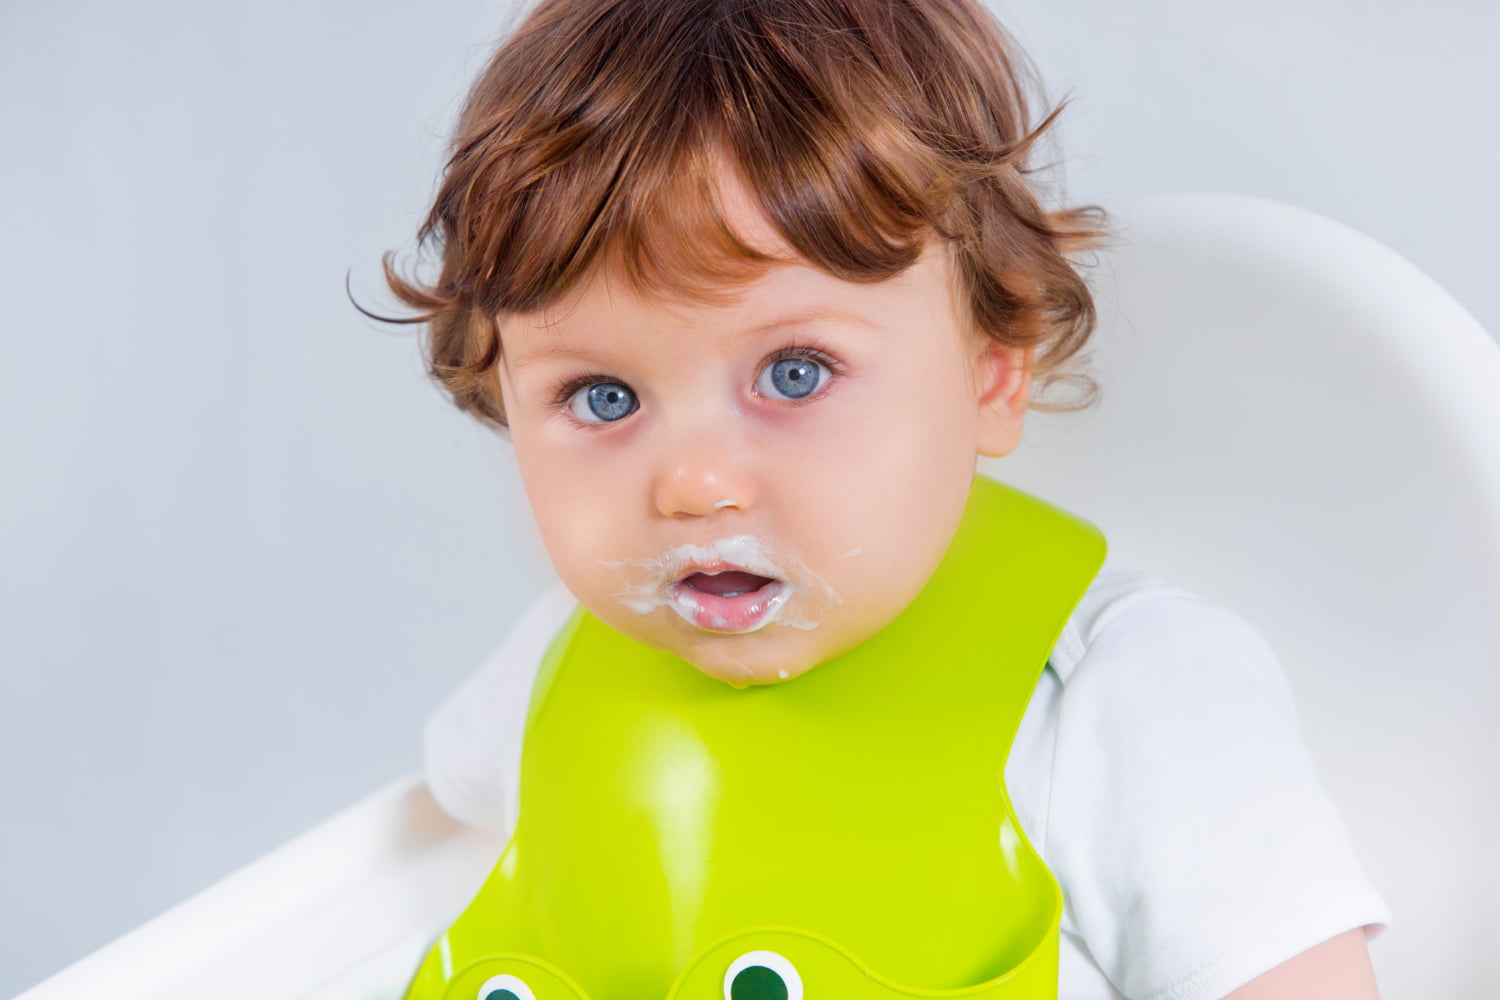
[2,0,1495,993]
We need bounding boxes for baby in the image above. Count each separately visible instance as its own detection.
[380,0,1389,997]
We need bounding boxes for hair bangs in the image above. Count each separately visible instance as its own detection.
[376,0,1110,431]
[530,96,951,311]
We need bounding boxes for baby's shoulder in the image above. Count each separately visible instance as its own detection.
[1051,561,1287,701]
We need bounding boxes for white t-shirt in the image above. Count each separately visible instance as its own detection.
[423,562,1391,1000]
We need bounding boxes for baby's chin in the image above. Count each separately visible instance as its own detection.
[667,622,850,689]
[687,652,813,689]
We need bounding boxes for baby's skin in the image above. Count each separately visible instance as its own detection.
[494,159,1035,689]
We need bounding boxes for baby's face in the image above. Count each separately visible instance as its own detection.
[496,181,1030,687]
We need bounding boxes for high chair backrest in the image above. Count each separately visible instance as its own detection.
[986,191,1500,999]
[22,193,1498,1000]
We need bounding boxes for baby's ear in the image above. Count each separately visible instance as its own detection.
[973,340,1034,458]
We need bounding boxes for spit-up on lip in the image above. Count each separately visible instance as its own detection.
[600,534,844,632]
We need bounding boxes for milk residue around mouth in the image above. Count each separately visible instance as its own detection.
[601,535,842,632]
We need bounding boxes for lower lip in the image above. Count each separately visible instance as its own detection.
[666,579,788,633]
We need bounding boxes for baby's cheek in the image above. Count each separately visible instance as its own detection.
[528,503,615,607]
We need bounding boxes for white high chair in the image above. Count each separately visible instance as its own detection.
[22,193,1500,1000]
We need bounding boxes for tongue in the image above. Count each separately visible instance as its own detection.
[685,570,774,597]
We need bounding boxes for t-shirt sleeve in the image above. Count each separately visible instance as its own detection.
[423,581,578,832]
[1043,588,1391,1000]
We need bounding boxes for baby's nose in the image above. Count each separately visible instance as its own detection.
[652,455,755,519]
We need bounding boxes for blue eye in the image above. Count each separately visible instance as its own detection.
[567,381,637,423]
[756,356,828,401]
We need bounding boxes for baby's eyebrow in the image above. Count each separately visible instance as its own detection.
[741,304,880,338]
[507,342,590,373]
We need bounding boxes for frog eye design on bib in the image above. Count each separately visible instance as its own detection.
[723,950,803,1000]
[477,973,537,1000]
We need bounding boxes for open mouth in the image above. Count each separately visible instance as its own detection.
[602,533,843,634]
[667,569,787,633]
[681,570,775,597]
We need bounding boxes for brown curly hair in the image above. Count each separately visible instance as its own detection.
[378,0,1109,431]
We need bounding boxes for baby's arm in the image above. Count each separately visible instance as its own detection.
[1040,573,1391,1000]
[1222,927,1380,999]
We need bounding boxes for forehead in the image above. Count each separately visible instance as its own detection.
[504,169,963,349]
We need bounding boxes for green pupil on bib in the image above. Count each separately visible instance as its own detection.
[483,991,519,1000]
[730,965,788,1000]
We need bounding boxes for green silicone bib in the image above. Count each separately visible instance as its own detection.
[404,474,1107,1000]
